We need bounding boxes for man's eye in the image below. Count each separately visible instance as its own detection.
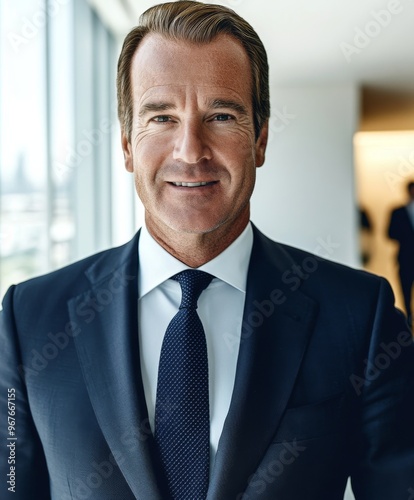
[152,115,170,123]
[214,114,233,122]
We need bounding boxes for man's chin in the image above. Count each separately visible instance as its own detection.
[146,206,249,239]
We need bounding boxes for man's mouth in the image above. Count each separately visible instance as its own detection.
[170,181,217,187]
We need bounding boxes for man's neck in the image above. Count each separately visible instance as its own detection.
[145,213,250,268]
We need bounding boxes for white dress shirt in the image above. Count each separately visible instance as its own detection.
[137,222,253,465]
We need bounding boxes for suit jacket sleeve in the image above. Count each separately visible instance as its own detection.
[350,278,414,498]
[0,286,51,499]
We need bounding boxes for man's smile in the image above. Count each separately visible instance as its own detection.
[169,181,218,187]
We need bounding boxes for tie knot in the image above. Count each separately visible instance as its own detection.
[172,270,213,309]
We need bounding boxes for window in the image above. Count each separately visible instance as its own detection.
[0,1,49,296]
[0,0,119,299]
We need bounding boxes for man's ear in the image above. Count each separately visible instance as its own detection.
[121,131,133,172]
[255,120,268,168]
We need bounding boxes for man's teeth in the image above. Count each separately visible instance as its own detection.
[172,181,209,187]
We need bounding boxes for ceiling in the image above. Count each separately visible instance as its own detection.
[89,0,414,93]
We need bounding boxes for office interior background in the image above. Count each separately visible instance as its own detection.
[1,1,413,497]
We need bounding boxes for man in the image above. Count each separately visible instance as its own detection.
[1,2,414,499]
[388,181,414,325]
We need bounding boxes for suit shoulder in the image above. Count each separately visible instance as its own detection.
[8,235,138,305]
[258,230,384,294]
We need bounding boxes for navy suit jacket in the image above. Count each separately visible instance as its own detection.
[1,226,414,499]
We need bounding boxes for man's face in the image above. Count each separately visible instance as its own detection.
[122,33,268,237]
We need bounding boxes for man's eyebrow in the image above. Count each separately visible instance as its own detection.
[138,102,176,117]
[138,99,248,116]
[209,99,248,116]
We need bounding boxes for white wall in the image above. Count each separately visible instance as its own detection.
[251,85,360,267]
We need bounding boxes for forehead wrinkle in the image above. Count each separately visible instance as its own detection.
[137,84,247,99]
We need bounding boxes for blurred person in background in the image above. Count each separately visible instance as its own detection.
[388,180,414,326]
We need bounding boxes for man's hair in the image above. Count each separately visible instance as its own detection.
[116,0,270,141]
[407,181,414,193]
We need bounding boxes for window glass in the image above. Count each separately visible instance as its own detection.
[0,1,48,298]
[49,0,76,270]
[0,0,118,300]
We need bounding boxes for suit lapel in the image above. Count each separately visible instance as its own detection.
[208,226,318,499]
[68,232,164,500]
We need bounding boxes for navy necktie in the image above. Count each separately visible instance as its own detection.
[155,269,213,499]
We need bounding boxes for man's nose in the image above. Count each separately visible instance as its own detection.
[173,121,212,164]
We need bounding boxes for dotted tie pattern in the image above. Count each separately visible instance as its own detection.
[154,270,213,500]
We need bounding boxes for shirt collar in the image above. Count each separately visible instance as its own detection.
[138,222,253,298]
